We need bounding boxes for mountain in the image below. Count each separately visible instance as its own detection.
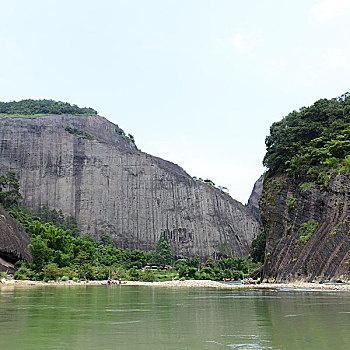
[0,111,259,259]
[261,93,350,282]
[247,176,263,227]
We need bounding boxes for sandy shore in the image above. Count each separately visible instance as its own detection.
[1,278,350,291]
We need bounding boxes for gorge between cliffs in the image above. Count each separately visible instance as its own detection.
[3,94,350,284]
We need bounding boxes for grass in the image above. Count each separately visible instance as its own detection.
[148,269,177,281]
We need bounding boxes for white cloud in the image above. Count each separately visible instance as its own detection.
[233,33,248,54]
[312,0,350,20]
[329,49,348,68]
[230,29,263,55]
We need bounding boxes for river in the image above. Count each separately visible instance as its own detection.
[1,285,350,349]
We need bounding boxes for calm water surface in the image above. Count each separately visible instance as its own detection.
[1,285,350,349]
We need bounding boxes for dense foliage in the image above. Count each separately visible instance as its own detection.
[263,93,350,180]
[0,171,22,206]
[1,172,259,282]
[8,204,156,281]
[249,230,266,264]
[65,126,95,140]
[174,256,258,281]
[0,99,97,116]
[147,237,174,266]
[35,205,81,237]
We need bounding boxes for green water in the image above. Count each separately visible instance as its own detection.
[1,286,350,349]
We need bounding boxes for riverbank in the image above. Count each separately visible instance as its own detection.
[1,278,350,291]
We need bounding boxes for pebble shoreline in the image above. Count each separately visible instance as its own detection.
[1,279,350,291]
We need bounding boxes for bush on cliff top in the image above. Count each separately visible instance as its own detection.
[263,93,350,180]
[0,99,97,116]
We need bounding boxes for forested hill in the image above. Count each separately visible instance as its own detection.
[0,99,97,116]
[260,93,350,282]
[263,93,350,183]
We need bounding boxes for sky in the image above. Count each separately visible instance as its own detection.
[1,0,350,203]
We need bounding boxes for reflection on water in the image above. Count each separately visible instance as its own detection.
[1,285,350,350]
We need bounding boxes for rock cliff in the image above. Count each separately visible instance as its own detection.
[0,205,32,273]
[260,173,350,282]
[0,115,259,259]
[247,177,263,227]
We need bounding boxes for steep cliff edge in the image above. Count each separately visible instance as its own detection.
[247,177,263,227]
[260,94,350,282]
[0,205,32,273]
[0,114,259,259]
[261,174,350,282]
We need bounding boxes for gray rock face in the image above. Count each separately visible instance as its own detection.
[0,205,32,273]
[0,115,259,259]
[247,177,263,227]
[260,174,350,282]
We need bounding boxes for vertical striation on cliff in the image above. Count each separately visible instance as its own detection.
[247,176,263,227]
[260,174,350,282]
[0,115,259,259]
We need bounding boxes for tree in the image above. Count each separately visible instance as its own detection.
[0,171,22,206]
[148,237,174,266]
[249,230,266,264]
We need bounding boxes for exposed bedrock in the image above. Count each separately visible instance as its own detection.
[0,205,32,273]
[0,115,259,259]
[260,173,350,282]
[247,177,263,227]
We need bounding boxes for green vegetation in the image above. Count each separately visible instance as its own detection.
[65,126,95,140]
[35,205,81,237]
[263,93,350,182]
[299,220,318,244]
[299,182,315,192]
[192,176,229,195]
[1,172,258,282]
[5,198,253,282]
[0,171,22,206]
[288,197,298,209]
[147,237,174,266]
[115,125,135,143]
[329,228,340,237]
[174,256,257,281]
[249,229,266,264]
[0,99,97,116]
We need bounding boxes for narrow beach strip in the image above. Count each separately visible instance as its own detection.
[2,279,350,291]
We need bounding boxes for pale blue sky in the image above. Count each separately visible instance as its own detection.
[1,0,350,203]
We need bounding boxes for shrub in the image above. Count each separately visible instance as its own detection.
[231,270,244,281]
[43,263,61,281]
[140,269,155,282]
[178,266,198,279]
[128,267,141,281]
[65,126,95,140]
[299,220,318,244]
[14,266,34,280]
